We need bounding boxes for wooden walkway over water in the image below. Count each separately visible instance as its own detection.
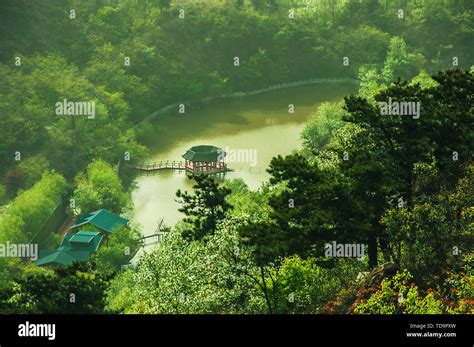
[135,160,231,174]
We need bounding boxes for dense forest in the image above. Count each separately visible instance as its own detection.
[0,0,472,315]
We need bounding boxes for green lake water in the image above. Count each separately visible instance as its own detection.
[132,83,357,240]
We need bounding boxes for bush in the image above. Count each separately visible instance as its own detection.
[352,270,473,314]
[301,102,348,151]
[16,154,50,189]
[0,172,67,243]
[270,256,364,314]
[92,225,142,272]
[72,159,129,215]
[0,183,8,205]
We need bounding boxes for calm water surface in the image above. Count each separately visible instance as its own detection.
[132,84,357,239]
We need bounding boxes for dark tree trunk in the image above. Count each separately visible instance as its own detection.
[260,267,273,314]
[368,233,378,269]
[378,236,392,263]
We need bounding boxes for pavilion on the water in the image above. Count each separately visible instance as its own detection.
[182,145,227,174]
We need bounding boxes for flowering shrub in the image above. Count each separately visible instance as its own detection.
[443,271,474,314]
[353,270,441,314]
[353,269,473,314]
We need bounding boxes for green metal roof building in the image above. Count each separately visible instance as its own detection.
[182,145,227,174]
[35,249,91,267]
[35,231,103,266]
[70,209,129,234]
[60,231,103,253]
[182,145,225,163]
[35,209,128,267]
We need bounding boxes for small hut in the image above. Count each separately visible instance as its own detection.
[70,209,129,235]
[35,231,103,267]
[182,145,226,174]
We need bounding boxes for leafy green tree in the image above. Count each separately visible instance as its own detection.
[105,269,143,313]
[0,172,67,243]
[344,70,473,209]
[270,256,365,314]
[84,43,150,122]
[354,270,444,314]
[0,53,146,181]
[92,225,142,272]
[323,123,393,268]
[3,171,24,196]
[176,174,232,241]
[409,70,439,89]
[0,183,8,205]
[301,102,348,151]
[1,263,111,314]
[249,153,369,262]
[251,0,266,11]
[234,0,245,9]
[16,154,50,189]
[107,225,265,314]
[381,36,424,81]
[0,62,50,175]
[224,179,272,219]
[158,0,172,9]
[357,64,387,102]
[333,25,390,75]
[381,164,474,280]
[72,159,129,215]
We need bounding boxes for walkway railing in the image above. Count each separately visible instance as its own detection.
[203,77,358,101]
[133,77,359,127]
[135,160,230,174]
[135,160,186,171]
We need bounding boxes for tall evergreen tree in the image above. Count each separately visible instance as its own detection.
[176,174,232,241]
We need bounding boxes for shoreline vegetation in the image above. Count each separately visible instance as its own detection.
[133,77,360,128]
[0,0,472,315]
